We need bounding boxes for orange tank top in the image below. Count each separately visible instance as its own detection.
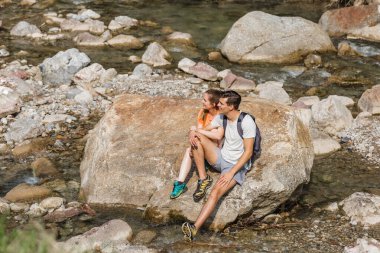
[197,109,217,129]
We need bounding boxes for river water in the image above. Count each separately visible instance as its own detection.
[1,0,380,252]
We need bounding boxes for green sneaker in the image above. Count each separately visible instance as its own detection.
[170,181,187,199]
[193,174,213,202]
[182,222,197,242]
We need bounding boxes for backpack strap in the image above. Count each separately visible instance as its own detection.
[237,112,247,139]
[222,114,227,131]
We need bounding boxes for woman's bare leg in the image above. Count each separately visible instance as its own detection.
[178,147,192,182]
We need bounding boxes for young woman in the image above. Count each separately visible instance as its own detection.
[170,89,223,199]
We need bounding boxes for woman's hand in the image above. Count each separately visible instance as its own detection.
[189,130,199,148]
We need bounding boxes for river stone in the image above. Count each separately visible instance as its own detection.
[311,96,353,136]
[230,76,256,91]
[39,48,90,87]
[319,5,380,42]
[107,35,143,49]
[338,41,362,56]
[10,202,29,212]
[167,31,195,46]
[31,157,60,178]
[311,129,341,155]
[40,197,65,210]
[220,11,335,64]
[340,192,380,226]
[108,16,138,32]
[60,219,133,253]
[178,57,196,72]
[304,54,322,69]
[142,42,171,67]
[208,51,223,61]
[259,86,291,105]
[133,230,157,245]
[26,203,47,217]
[74,90,93,105]
[358,85,380,115]
[4,112,43,144]
[4,183,52,202]
[294,96,320,108]
[73,9,101,21]
[344,238,380,253]
[0,86,21,118]
[132,63,153,78]
[72,63,107,90]
[255,81,283,92]
[219,70,237,89]
[0,201,10,215]
[10,21,42,37]
[74,32,105,47]
[60,19,90,32]
[0,48,10,57]
[184,62,218,81]
[11,138,49,157]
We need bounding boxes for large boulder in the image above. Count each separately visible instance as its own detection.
[319,5,380,42]
[80,94,314,230]
[220,11,335,64]
[39,48,91,86]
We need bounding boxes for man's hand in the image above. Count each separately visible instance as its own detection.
[217,171,234,188]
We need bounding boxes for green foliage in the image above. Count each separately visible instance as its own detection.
[0,216,50,253]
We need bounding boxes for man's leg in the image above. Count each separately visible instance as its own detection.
[191,134,218,180]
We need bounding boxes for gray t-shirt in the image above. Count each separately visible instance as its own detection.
[211,113,257,165]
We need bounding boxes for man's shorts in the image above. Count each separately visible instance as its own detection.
[211,148,251,185]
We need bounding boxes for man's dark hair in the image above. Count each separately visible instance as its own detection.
[222,90,241,110]
[205,89,223,107]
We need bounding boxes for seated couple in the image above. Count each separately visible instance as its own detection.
[170,89,258,241]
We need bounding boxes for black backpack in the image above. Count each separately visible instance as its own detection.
[222,112,261,167]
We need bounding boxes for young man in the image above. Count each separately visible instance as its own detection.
[182,90,257,241]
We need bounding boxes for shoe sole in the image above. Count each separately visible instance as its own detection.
[181,223,193,242]
[193,181,213,202]
[170,186,188,199]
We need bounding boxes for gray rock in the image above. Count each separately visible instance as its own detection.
[42,114,70,124]
[107,35,143,49]
[74,90,93,105]
[60,219,133,253]
[304,54,322,68]
[340,192,380,226]
[72,63,107,90]
[60,19,90,32]
[220,11,335,64]
[281,66,306,77]
[293,107,312,128]
[4,111,42,144]
[0,48,10,57]
[10,21,42,37]
[311,128,341,155]
[39,48,91,87]
[344,238,380,253]
[39,197,65,210]
[0,86,22,118]
[259,85,291,105]
[10,202,29,212]
[132,64,153,78]
[178,58,196,73]
[358,85,380,115]
[0,201,10,215]
[328,95,355,107]
[311,96,353,136]
[167,31,195,46]
[294,96,320,108]
[108,16,138,32]
[73,32,105,47]
[142,42,171,67]
[26,203,47,218]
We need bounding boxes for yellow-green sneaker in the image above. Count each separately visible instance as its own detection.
[193,174,213,202]
[182,222,197,241]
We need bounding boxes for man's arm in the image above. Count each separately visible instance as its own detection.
[217,137,254,187]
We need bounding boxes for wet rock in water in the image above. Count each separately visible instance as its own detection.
[186,62,218,81]
[281,65,306,78]
[220,11,335,64]
[0,199,10,215]
[142,42,171,67]
[107,34,143,49]
[311,96,353,136]
[323,202,339,212]
[31,157,60,178]
[67,9,101,21]
[327,67,373,87]
[340,192,380,226]
[43,203,95,223]
[338,41,361,56]
[59,219,132,252]
[0,86,22,118]
[44,12,65,26]
[60,19,91,32]
[0,48,10,57]
[167,31,195,46]
[20,0,36,6]
[129,55,141,63]
[208,51,223,61]
[74,32,105,47]
[304,54,322,69]
[86,19,105,35]
[11,138,49,157]
[101,30,112,41]
[344,238,380,253]
[319,5,380,42]
[39,197,65,210]
[258,82,291,105]
[10,21,42,37]
[108,16,138,32]
[4,183,52,202]
[132,63,153,78]
[133,230,157,245]
[328,95,355,107]
[311,128,341,155]
[39,48,91,87]
[358,85,380,115]
[294,96,320,108]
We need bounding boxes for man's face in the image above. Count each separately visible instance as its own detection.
[218,98,232,114]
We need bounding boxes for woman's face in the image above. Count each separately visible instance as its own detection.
[202,93,215,110]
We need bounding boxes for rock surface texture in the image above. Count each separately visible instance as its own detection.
[80,94,314,230]
[220,11,335,64]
